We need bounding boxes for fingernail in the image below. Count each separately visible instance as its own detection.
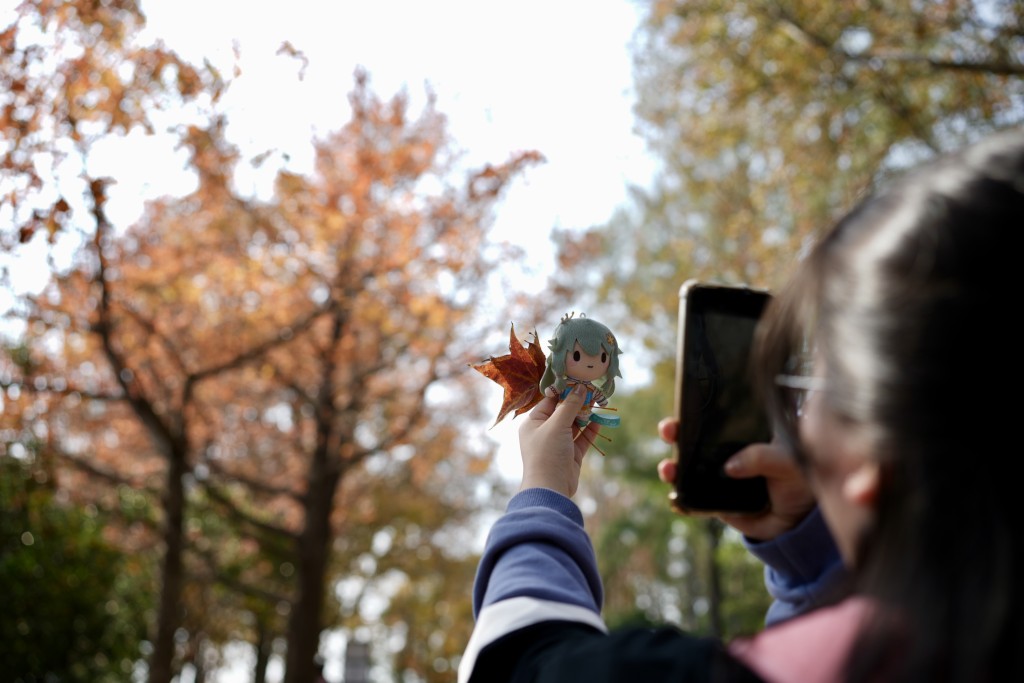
[724,457,740,474]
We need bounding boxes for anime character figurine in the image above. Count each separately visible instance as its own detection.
[539,313,622,429]
[470,313,624,445]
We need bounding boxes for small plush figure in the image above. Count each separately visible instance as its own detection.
[471,313,623,441]
[539,313,622,429]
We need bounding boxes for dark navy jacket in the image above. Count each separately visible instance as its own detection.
[459,488,847,683]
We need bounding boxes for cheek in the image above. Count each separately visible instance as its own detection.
[797,398,876,564]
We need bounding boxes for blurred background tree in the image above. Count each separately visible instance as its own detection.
[0,451,152,683]
[554,0,1024,640]
[1,2,545,683]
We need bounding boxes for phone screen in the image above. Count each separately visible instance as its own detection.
[672,281,772,514]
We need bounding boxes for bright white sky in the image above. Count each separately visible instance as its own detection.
[132,0,657,272]
[4,2,657,680]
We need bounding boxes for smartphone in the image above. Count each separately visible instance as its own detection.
[670,279,772,514]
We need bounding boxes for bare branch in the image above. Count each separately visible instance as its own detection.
[56,449,159,494]
[0,378,124,402]
[183,301,331,401]
[202,479,301,543]
[117,300,190,378]
[871,51,1024,77]
[774,8,1024,77]
[204,459,303,503]
[188,545,292,605]
[90,179,178,451]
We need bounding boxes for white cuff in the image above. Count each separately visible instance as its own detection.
[457,597,607,683]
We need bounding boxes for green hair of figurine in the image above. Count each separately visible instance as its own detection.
[539,313,622,396]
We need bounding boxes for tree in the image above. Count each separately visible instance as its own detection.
[554,0,1024,638]
[2,4,542,681]
[2,4,221,679]
[0,449,152,682]
[329,461,487,682]
[560,0,1024,349]
[1,0,218,252]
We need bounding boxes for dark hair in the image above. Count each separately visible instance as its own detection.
[753,128,1024,683]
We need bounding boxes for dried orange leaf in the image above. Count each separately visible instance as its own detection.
[470,323,546,427]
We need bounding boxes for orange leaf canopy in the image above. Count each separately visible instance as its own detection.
[471,323,547,427]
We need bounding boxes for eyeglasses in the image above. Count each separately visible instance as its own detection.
[774,375,826,391]
[774,374,826,418]
[772,374,825,467]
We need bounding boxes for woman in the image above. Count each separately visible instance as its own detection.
[459,128,1024,683]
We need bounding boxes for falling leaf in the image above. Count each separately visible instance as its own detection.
[471,323,547,427]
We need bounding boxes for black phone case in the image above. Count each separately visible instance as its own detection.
[671,280,772,514]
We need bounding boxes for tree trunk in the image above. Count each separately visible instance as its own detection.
[283,455,341,683]
[704,518,723,639]
[149,448,188,683]
[254,618,273,683]
[192,635,207,683]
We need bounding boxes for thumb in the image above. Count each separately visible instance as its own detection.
[550,383,586,428]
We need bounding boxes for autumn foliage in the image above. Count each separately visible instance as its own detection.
[1,3,543,682]
[551,0,1024,641]
[470,323,547,427]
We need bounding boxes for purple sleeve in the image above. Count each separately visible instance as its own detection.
[473,487,603,617]
[743,506,851,625]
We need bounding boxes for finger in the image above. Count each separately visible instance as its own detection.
[657,417,678,444]
[718,512,765,531]
[724,443,797,479]
[526,392,560,422]
[548,383,587,430]
[657,458,676,484]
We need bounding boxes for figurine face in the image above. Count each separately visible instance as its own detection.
[565,342,610,382]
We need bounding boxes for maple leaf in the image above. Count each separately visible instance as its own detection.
[471,323,547,427]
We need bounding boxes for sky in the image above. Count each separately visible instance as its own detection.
[4,2,657,680]
[131,0,658,278]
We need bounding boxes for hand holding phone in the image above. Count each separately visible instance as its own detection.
[670,280,772,515]
[658,424,816,540]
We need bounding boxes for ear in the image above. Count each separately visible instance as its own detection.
[842,460,881,508]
